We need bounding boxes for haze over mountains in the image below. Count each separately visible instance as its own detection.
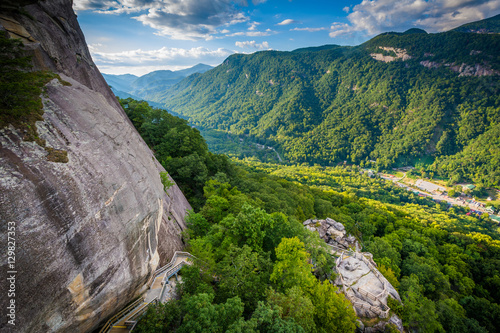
[103,63,212,101]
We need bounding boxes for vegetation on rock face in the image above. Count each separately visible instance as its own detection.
[45,147,69,163]
[161,26,500,186]
[1,33,52,143]
[160,171,175,192]
[123,98,500,333]
[0,32,70,162]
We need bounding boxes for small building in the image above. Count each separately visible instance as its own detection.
[462,184,476,191]
[490,215,500,224]
[485,206,495,214]
[362,169,376,178]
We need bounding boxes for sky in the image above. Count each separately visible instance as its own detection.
[73,0,500,76]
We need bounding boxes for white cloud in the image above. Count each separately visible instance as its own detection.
[235,40,270,49]
[226,29,274,37]
[329,23,353,38]
[89,46,234,75]
[291,27,327,32]
[74,0,252,40]
[248,21,260,30]
[277,19,299,25]
[73,0,120,12]
[247,30,272,36]
[329,0,500,38]
[87,43,103,52]
[135,3,248,40]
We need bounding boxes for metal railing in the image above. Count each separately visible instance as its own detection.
[336,251,392,319]
[98,297,144,333]
[158,254,194,302]
[98,251,194,333]
[126,297,158,332]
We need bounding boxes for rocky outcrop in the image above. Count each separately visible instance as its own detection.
[304,219,402,332]
[370,47,411,63]
[335,251,401,319]
[449,62,500,77]
[0,1,190,332]
[303,218,361,252]
[361,315,403,333]
[420,59,500,76]
[419,60,441,69]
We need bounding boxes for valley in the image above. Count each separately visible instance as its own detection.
[103,19,500,330]
[1,1,500,332]
[153,17,500,187]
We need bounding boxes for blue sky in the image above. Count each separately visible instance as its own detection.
[74,0,500,75]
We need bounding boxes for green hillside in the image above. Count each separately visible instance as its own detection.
[121,97,500,333]
[162,27,500,186]
[453,14,500,33]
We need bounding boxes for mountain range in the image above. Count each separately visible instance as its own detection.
[156,15,500,186]
[103,63,212,101]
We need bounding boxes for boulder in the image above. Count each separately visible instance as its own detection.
[304,219,402,322]
[303,219,314,225]
[327,226,346,239]
[303,218,360,251]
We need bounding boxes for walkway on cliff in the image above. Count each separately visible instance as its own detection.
[328,245,399,319]
[100,251,193,333]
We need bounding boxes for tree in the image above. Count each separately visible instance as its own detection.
[216,245,271,314]
[176,264,214,298]
[267,287,316,332]
[221,204,274,252]
[302,229,337,281]
[270,237,315,291]
[246,302,305,333]
[178,293,246,333]
[160,171,175,191]
[309,281,357,333]
[185,211,211,239]
[201,195,230,224]
[402,253,450,298]
[399,274,444,333]
[436,298,487,333]
[134,301,182,333]
[460,296,500,333]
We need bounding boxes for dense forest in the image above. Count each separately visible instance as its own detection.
[121,98,500,333]
[159,18,500,186]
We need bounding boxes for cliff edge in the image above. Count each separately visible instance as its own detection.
[0,1,190,332]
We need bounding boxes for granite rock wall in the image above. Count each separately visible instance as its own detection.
[0,1,190,332]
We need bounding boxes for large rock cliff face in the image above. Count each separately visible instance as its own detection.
[0,1,190,332]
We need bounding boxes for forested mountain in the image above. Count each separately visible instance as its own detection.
[102,73,138,92]
[103,63,212,101]
[161,17,500,186]
[453,13,500,33]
